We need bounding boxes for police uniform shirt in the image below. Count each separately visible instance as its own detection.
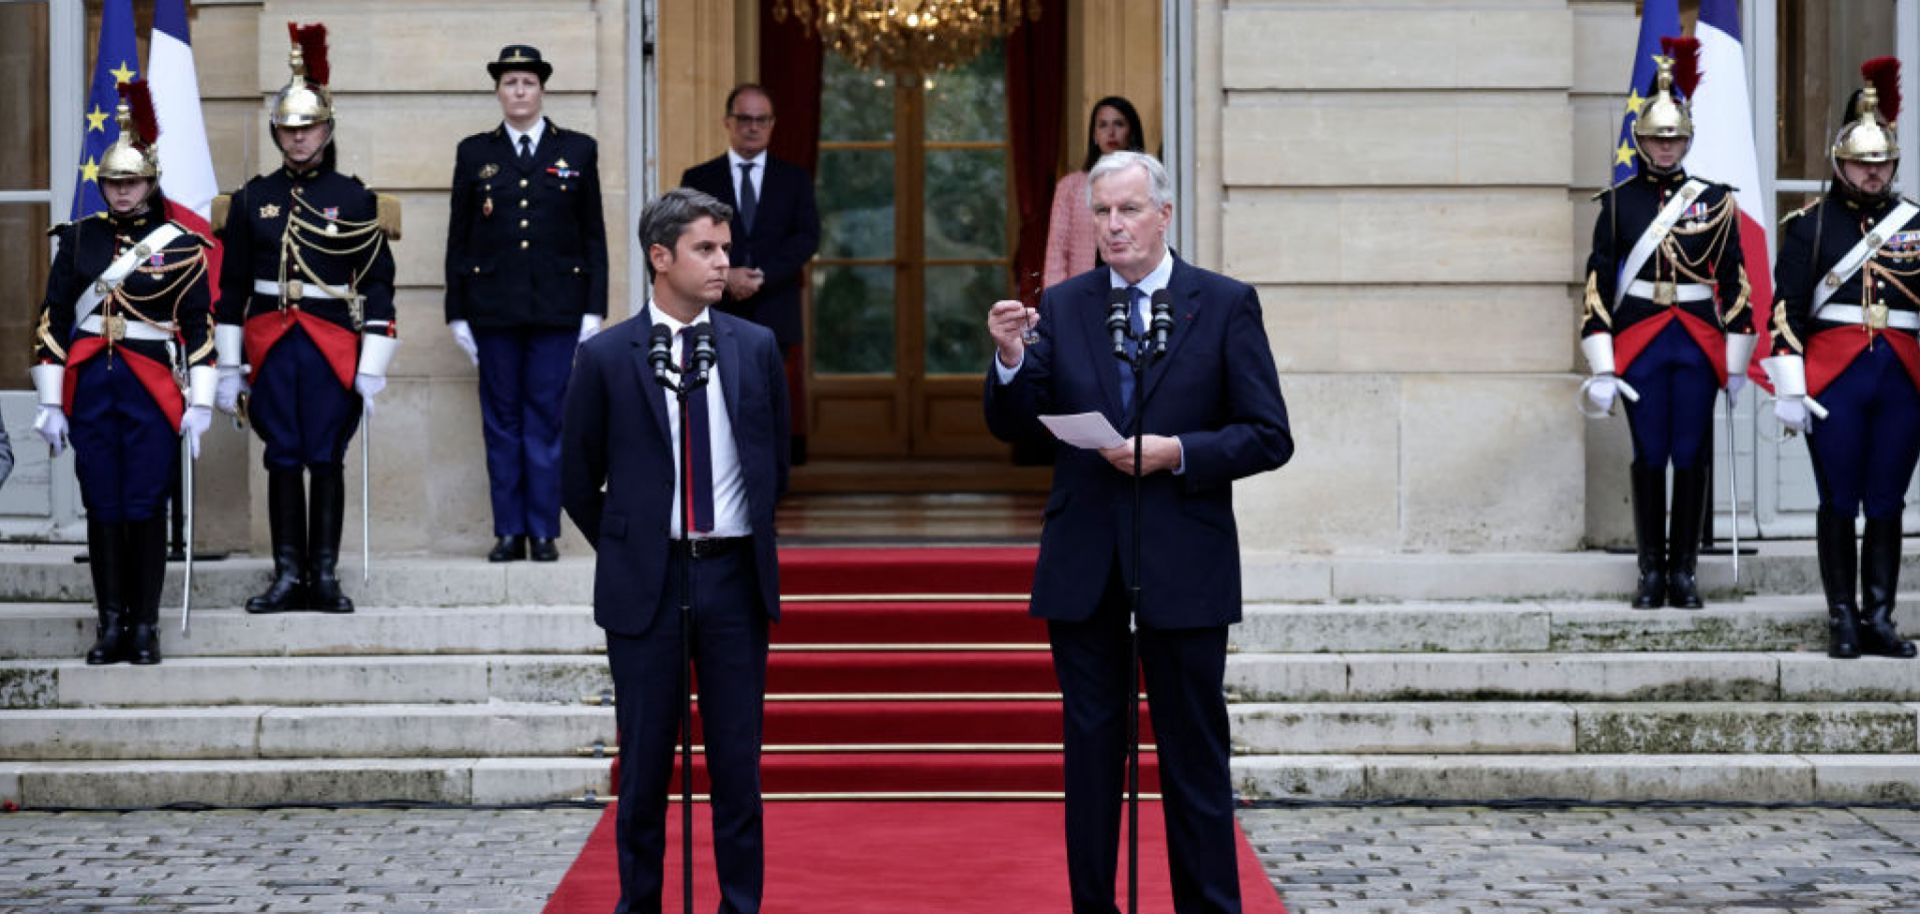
[649,302,750,539]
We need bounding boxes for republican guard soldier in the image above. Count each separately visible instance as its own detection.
[32,81,216,665]
[445,45,608,563]
[1580,38,1754,611]
[1764,58,1919,660]
[214,23,399,615]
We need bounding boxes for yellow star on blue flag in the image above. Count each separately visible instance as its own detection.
[70,0,137,218]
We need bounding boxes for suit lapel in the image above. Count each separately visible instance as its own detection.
[1075,267,1125,420]
[1139,258,1204,405]
[628,313,672,447]
[716,317,744,436]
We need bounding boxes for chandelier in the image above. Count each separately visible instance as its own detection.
[772,0,1040,76]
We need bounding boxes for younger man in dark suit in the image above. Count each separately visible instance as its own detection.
[447,45,609,563]
[562,188,789,914]
[680,84,819,462]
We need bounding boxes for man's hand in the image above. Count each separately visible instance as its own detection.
[988,299,1037,369]
[1100,435,1182,475]
[726,267,764,299]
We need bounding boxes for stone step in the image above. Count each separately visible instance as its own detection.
[1223,651,1920,702]
[1230,754,1920,804]
[8,701,1915,762]
[6,540,1907,605]
[5,752,1918,809]
[1230,702,1920,755]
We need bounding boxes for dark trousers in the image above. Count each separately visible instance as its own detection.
[608,546,769,914]
[1048,567,1241,914]
[70,355,176,522]
[1808,343,1920,520]
[250,327,361,470]
[1621,321,1719,470]
[474,327,574,538]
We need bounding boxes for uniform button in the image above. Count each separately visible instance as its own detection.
[519,179,528,188]
[472,266,481,274]
[519,199,529,209]
[561,184,568,191]
[520,219,529,229]
[572,267,581,274]
[520,240,529,250]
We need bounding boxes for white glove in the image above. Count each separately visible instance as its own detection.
[215,366,246,415]
[180,405,212,459]
[1585,374,1621,412]
[1773,397,1812,433]
[579,314,603,344]
[33,406,67,455]
[449,319,479,366]
[1724,333,1757,398]
[355,373,385,416]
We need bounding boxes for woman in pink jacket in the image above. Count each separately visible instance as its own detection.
[1043,96,1145,288]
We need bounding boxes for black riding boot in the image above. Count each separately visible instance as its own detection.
[247,468,308,614]
[124,516,167,665]
[1817,510,1862,659]
[84,520,128,665]
[307,466,354,614]
[1859,515,1917,659]
[1665,466,1707,609]
[1630,464,1668,609]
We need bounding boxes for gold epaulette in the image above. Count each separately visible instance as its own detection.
[1780,200,1819,227]
[212,193,232,230]
[45,213,105,237]
[168,220,215,247]
[377,193,403,241]
[1589,178,1633,201]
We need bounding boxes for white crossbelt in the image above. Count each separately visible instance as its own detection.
[1624,280,1714,303]
[1816,303,1920,331]
[253,278,346,300]
[78,314,176,341]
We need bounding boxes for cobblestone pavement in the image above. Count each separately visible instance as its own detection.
[1242,805,1920,914]
[4,805,1920,912]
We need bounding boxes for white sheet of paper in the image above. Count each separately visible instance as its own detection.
[1039,412,1126,450]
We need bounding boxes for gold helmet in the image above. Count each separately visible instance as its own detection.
[270,22,333,128]
[97,79,161,182]
[1833,57,1901,165]
[1633,36,1699,143]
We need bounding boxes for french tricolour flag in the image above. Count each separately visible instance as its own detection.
[1685,0,1773,384]
[149,0,222,303]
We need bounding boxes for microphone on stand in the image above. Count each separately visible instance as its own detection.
[687,324,718,387]
[1106,286,1132,358]
[647,323,675,384]
[1148,289,1174,357]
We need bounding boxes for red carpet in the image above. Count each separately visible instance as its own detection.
[541,801,1288,914]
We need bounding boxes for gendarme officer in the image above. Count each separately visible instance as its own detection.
[446,45,608,563]
[214,23,399,615]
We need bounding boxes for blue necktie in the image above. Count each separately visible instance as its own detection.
[680,328,715,534]
[737,162,758,235]
[1117,285,1146,409]
[518,134,533,164]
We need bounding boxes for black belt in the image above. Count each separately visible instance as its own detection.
[674,536,751,559]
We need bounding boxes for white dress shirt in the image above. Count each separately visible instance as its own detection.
[505,118,548,158]
[650,303,751,538]
[727,148,767,208]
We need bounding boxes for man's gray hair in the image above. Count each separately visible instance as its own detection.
[639,187,734,280]
[1086,150,1174,210]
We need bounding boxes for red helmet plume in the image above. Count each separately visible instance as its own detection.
[117,79,160,148]
[1862,56,1901,124]
[289,22,330,87]
[1661,36,1701,99]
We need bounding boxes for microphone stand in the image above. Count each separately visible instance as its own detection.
[1114,309,1167,914]
[653,337,711,914]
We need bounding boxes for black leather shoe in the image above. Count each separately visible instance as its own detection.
[530,538,559,562]
[488,535,527,563]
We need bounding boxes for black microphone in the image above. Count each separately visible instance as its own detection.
[687,324,718,386]
[1106,286,1132,358]
[647,323,674,384]
[1148,288,1174,356]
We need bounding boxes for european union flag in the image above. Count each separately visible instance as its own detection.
[71,0,140,220]
[1610,0,1683,185]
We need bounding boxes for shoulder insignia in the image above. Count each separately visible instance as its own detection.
[211,193,232,229]
[1589,178,1631,202]
[259,202,282,220]
[168,221,214,246]
[1780,201,1819,227]
[376,193,403,241]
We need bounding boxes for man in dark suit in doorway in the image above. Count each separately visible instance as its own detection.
[561,188,790,914]
[984,150,1293,914]
[681,83,819,463]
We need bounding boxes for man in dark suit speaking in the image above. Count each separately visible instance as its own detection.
[680,84,820,462]
[984,151,1293,914]
[562,188,789,914]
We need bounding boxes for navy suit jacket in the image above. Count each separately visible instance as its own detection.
[679,154,821,348]
[561,310,791,635]
[984,258,1293,629]
[445,119,609,330]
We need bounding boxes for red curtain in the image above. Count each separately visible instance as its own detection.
[1005,0,1069,299]
[759,2,825,174]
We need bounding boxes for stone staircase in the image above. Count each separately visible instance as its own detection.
[3,544,1919,808]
